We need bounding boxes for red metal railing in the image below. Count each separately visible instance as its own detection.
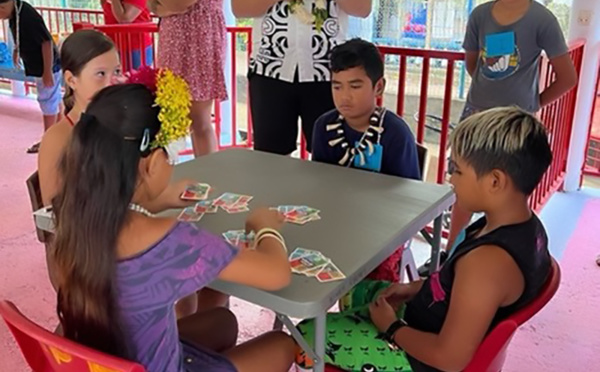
[1,6,585,213]
[378,47,466,184]
[377,42,583,213]
[531,40,584,210]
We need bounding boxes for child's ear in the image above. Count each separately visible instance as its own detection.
[375,78,386,97]
[64,70,76,91]
[489,169,508,193]
[146,149,165,178]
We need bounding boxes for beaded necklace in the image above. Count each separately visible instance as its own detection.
[326,107,386,167]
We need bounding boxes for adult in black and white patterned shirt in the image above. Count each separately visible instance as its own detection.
[233,0,372,155]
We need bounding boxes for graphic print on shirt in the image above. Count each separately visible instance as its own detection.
[311,1,342,80]
[250,0,341,81]
[480,31,521,81]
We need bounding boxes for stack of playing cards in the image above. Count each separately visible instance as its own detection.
[214,193,253,214]
[223,230,255,250]
[194,199,218,214]
[180,183,211,201]
[289,247,345,283]
[272,205,321,225]
[178,206,204,222]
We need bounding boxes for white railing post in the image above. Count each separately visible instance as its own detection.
[564,0,600,191]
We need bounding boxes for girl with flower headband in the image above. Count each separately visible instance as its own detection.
[51,83,296,371]
[38,32,200,294]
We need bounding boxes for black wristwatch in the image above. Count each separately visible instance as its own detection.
[384,319,408,348]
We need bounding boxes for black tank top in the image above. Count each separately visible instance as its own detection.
[404,214,551,372]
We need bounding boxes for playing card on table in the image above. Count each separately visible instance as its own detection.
[221,204,250,214]
[194,200,218,214]
[222,230,242,246]
[177,207,204,222]
[316,261,346,282]
[303,265,326,277]
[180,183,211,201]
[214,192,253,208]
[274,205,321,225]
[288,247,315,260]
[289,250,330,273]
[222,230,255,249]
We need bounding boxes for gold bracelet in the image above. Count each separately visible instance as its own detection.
[255,228,287,253]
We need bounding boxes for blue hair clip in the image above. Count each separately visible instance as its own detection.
[139,128,150,152]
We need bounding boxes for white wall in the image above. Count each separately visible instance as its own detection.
[564,0,600,191]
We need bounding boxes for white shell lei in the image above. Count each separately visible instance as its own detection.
[327,108,386,167]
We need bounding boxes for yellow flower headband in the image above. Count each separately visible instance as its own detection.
[127,67,192,163]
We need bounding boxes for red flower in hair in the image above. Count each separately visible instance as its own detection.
[126,66,158,93]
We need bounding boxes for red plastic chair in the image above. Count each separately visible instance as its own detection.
[0,301,146,372]
[325,257,561,372]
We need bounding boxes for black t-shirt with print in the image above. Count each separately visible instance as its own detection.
[9,0,60,77]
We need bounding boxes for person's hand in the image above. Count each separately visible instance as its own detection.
[377,283,414,311]
[369,296,397,333]
[42,71,54,88]
[246,207,284,233]
[100,0,109,6]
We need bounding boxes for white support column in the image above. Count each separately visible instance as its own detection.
[564,0,600,191]
[220,0,236,147]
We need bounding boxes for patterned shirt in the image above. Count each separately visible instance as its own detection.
[249,0,348,83]
[116,222,238,372]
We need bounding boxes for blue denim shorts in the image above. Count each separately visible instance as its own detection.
[35,70,62,116]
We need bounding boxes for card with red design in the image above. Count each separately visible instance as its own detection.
[180,183,211,201]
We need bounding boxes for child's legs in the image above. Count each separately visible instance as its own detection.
[175,288,229,318]
[190,99,217,156]
[178,307,238,353]
[36,70,62,131]
[196,287,229,312]
[295,305,412,372]
[224,331,296,372]
[298,80,335,153]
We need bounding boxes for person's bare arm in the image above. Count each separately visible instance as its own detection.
[218,238,291,291]
[38,126,69,206]
[465,51,478,78]
[335,0,372,18]
[110,0,142,23]
[539,53,578,108]
[231,0,280,18]
[391,246,523,371]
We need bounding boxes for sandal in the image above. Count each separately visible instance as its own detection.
[27,142,41,154]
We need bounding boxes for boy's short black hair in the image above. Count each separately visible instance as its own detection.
[329,38,384,86]
[0,0,13,4]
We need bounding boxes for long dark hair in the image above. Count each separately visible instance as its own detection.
[52,84,161,357]
[60,30,115,114]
